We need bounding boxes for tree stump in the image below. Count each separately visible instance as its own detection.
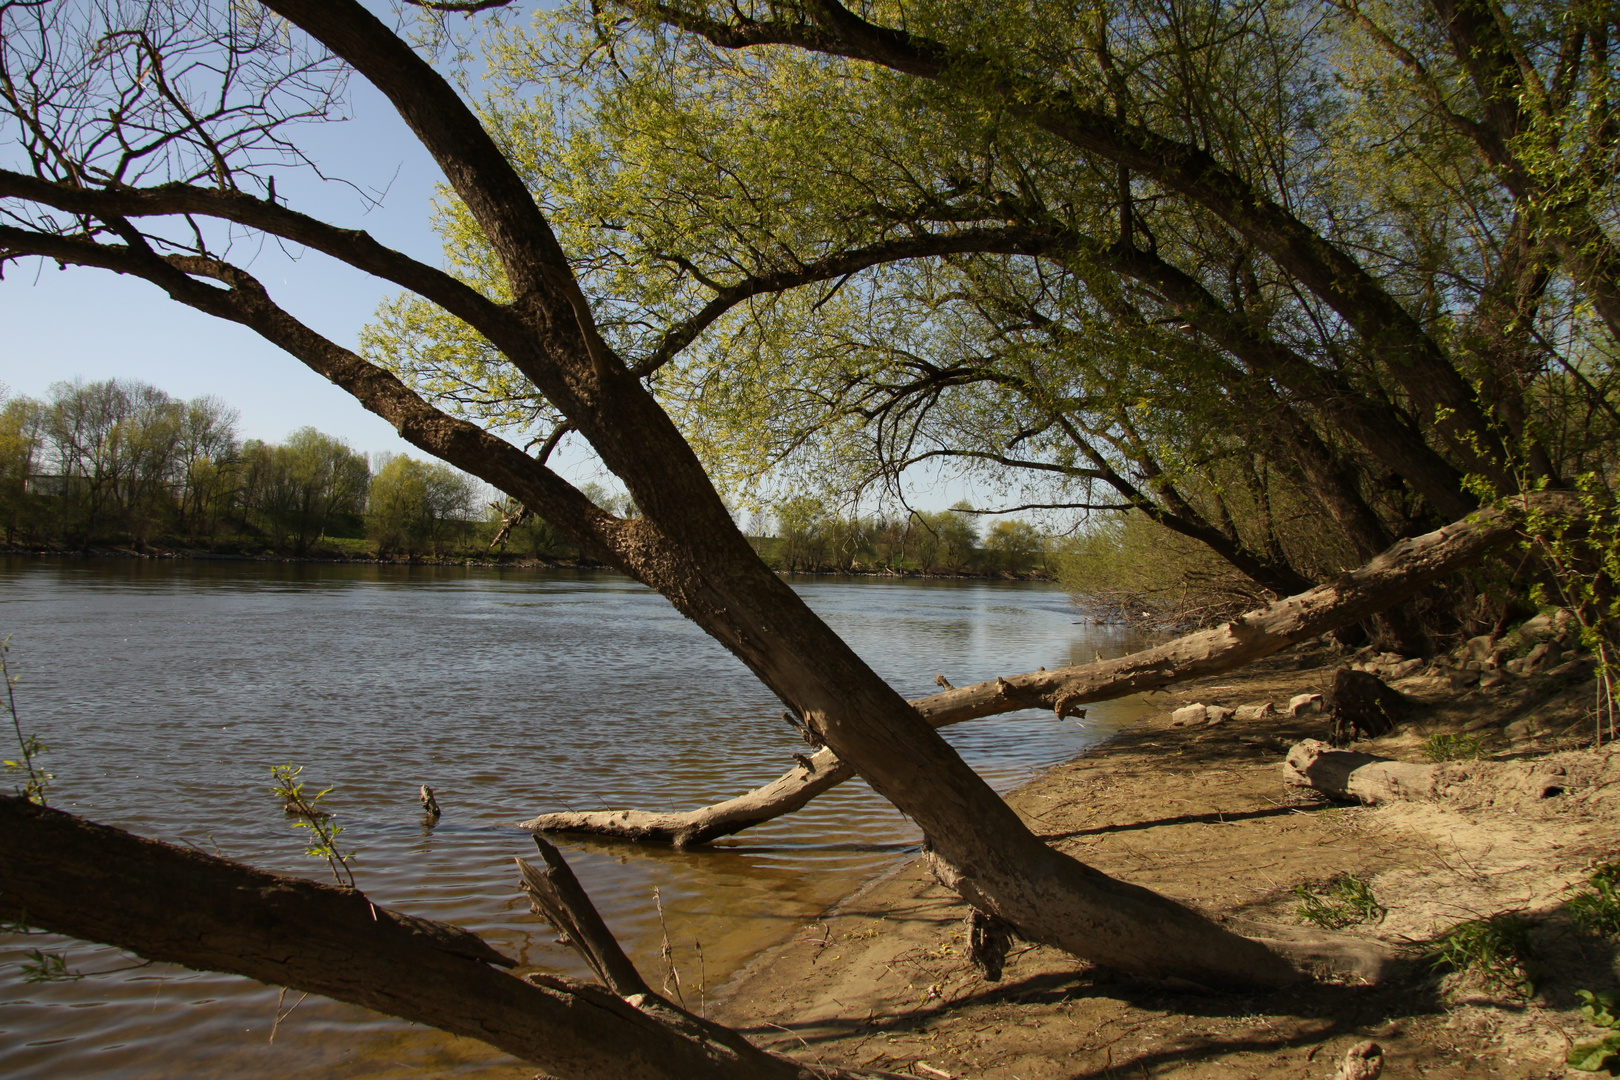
[1328,668,1407,743]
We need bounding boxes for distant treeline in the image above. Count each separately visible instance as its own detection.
[0,379,1056,572]
[0,378,500,558]
[751,496,1050,575]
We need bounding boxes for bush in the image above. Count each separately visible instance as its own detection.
[1055,513,1266,628]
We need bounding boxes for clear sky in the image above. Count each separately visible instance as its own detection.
[0,5,989,516]
[0,76,441,463]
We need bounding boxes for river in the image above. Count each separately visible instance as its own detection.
[0,556,1154,1078]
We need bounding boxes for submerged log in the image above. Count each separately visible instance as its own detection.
[523,497,1555,846]
[517,835,650,999]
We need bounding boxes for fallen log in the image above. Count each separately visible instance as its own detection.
[1284,739,1442,803]
[0,795,894,1080]
[523,494,1568,846]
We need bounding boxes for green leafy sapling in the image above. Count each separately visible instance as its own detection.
[1,636,50,805]
[268,764,356,888]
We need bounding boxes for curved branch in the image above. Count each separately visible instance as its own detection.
[634,225,1063,376]
[0,169,518,337]
[628,0,1511,489]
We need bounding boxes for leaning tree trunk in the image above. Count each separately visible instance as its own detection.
[523,494,1564,846]
[0,795,888,1080]
[234,0,1296,991]
[12,0,1544,994]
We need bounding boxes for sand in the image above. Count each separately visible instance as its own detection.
[710,640,1620,1080]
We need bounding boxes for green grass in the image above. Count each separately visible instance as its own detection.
[1293,874,1385,929]
[1425,912,1537,992]
[1569,861,1620,940]
[1421,732,1488,762]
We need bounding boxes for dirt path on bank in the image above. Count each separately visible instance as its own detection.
[713,643,1620,1080]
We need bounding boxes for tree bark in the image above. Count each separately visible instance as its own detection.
[0,795,886,1080]
[231,0,1302,992]
[523,492,1569,845]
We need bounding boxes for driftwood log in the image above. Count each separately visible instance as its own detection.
[0,795,895,1080]
[1284,739,1597,810]
[522,497,1552,846]
[1284,740,1441,803]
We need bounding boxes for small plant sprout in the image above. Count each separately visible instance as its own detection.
[268,764,355,888]
[1421,732,1487,762]
[1293,874,1385,929]
[2,636,51,805]
[20,949,83,984]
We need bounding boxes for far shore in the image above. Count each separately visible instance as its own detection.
[0,543,1059,582]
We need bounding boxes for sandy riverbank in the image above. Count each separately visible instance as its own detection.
[710,639,1620,1080]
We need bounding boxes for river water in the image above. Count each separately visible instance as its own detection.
[0,557,1154,1079]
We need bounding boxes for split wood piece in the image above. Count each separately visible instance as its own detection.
[522,497,1552,846]
[964,906,1017,981]
[1284,739,1442,803]
[517,835,650,998]
[0,795,900,1080]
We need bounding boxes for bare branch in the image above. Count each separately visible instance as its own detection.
[634,225,1064,377]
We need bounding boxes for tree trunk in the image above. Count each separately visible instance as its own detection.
[4,0,1563,997]
[248,0,1298,992]
[523,493,1565,845]
[0,795,886,1080]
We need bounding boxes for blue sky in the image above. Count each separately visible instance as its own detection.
[0,78,440,462]
[0,6,991,517]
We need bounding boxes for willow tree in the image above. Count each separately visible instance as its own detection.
[374,0,1617,626]
[0,0,1308,1013]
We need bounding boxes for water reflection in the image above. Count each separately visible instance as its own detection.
[0,558,1154,1078]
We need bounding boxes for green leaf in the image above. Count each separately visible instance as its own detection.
[1567,1034,1620,1072]
[1580,990,1620,1029]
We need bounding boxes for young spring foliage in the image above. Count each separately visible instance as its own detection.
[268,764,356,888]
[358,0,1620,615]
[1,636,50,806]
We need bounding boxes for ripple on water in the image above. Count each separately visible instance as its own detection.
[0,558,1155,1079]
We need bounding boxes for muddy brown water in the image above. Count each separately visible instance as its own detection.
[0,557,1154,1078]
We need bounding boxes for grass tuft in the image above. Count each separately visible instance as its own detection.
[1425,912,1537,992]
[1421,732,1488,762]
[1293,874,1385,929]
